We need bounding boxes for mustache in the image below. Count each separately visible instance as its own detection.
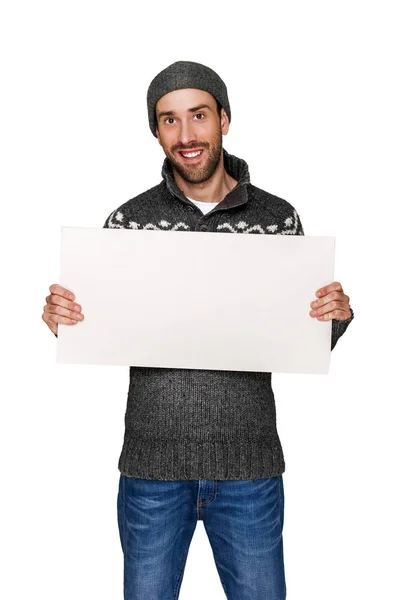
[172,142,209,152]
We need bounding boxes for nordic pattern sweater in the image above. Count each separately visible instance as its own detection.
[103,150,354,480]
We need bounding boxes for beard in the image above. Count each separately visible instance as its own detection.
[164,129,223,184]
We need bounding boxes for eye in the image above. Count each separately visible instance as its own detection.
[164,117,176,125]
[194,113,205,120]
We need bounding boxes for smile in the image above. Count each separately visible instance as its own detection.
[179,149,204,159]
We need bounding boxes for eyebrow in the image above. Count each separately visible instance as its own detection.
[157,104,213,119]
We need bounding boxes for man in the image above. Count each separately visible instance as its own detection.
[42,61,354,600]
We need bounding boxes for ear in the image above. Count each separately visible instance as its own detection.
[220,109,230,135]
[155,128,162,145]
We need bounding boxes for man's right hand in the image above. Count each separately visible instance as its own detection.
[42,284,84,337]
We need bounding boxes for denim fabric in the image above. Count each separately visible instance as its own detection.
[117,474,286,599]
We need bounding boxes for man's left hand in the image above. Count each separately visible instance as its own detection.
[309,281,352,321]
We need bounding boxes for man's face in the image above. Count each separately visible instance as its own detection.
[155,88,229,184]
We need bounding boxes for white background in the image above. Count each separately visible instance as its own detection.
[1,1,398,598]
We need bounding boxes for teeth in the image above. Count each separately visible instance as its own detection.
[181,150,202,158]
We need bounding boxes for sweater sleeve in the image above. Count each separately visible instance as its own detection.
[295,210,354,351]
[331,307,355,350]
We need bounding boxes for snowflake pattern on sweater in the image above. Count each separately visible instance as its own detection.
[105,208,302,236]
[106,210,190,231]
[216,211,302,235]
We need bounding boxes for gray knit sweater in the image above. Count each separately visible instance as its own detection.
[104,150,354,480]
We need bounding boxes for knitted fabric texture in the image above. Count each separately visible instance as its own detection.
[104,150,355,480]
[146,60,231,137]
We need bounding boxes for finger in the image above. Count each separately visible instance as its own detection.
[315,281,343,298]
[44,313,79,326]
[312,300,351,320]
[311,291,348,309]
[46,293,82,314]
[311,299,347,317]
[49,284,75,301]
[44,303,84,321]
[316,308,352,321]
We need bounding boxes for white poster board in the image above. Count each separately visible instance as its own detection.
[57,227,335,374]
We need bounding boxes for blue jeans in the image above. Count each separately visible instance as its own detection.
[117,474,286,599]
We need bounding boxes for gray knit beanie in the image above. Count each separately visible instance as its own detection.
[147,61,231,137]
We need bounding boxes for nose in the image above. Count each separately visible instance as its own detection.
[178,119,197,146]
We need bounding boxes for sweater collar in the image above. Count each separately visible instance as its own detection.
[161,149,251,210]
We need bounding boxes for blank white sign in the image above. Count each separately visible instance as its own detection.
[57,227,335,374]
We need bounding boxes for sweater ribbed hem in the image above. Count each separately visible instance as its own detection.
[118,435,285,480]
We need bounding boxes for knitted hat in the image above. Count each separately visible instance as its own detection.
[147,61,231,137]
